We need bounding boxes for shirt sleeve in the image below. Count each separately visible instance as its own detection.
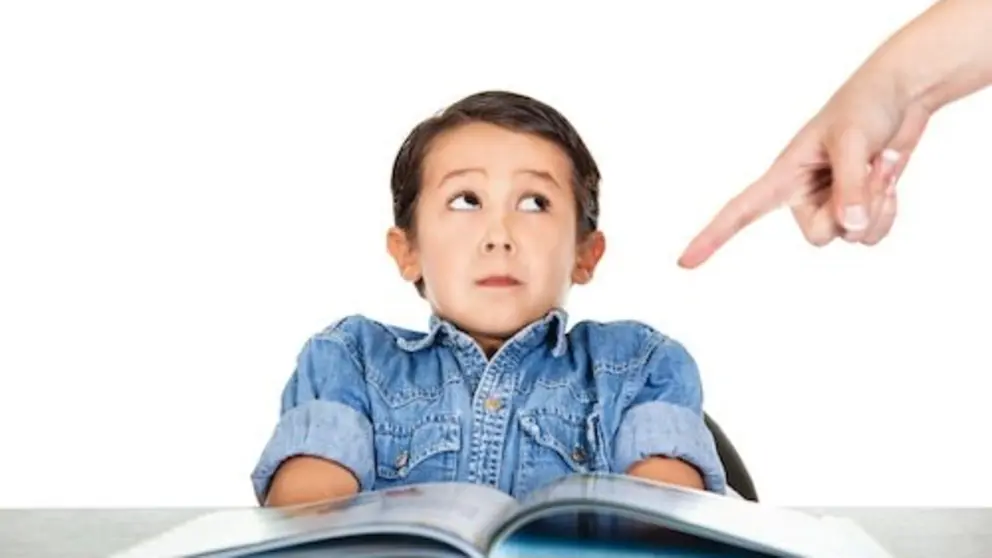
[250,326,374,504]
[612,332,728,494]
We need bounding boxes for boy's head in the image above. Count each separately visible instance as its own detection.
[387,91,606,348]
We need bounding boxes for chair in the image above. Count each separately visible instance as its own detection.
[704,413,758,502]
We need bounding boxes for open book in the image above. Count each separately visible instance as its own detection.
[110,474,893,558]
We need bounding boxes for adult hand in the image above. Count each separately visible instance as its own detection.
[677,69,932,269]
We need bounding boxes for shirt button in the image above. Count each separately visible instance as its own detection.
[484,397,503,412]
[571,447,587,463]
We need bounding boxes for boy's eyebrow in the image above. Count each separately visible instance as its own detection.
[520,169,561,189]
[437,168,561,188]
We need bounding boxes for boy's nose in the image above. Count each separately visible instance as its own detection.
[481,217,516,254]
[483,241,513,253]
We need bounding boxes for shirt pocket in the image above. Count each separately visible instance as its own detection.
[514,409,602,498]
[372,413,462,490]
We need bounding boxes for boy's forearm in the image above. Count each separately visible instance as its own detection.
[626,457,705,491]
[264,455,360,507]
[867,0,992,113]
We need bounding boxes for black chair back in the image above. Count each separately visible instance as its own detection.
[704,413,758,502]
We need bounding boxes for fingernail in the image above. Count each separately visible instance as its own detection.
[843,205,869,232]
[881,148,900,170]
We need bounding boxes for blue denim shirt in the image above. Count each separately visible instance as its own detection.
[250,309,727,503]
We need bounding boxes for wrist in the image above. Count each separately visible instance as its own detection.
[888,51,955,115]
[885,56,936,117]
[853,40,939,121]
[865,0,992,114]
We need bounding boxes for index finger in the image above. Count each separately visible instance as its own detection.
[676,173,788,269]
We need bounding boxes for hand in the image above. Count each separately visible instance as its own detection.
[677,68,933,269]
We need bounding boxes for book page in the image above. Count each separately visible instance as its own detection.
[491,530,773,558]
[110,483,518,558]
[297,482,519,546]
[501,474,891,558]
[248,534,472,558]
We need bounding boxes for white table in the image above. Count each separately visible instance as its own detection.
[1,507,990,557]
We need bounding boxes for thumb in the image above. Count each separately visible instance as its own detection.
[825,129,872,233]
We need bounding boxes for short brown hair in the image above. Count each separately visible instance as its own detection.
[390,90,601,295]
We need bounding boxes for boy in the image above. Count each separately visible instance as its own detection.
[250,91,728,507]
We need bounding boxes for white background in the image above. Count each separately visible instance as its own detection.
[2,1,990,509]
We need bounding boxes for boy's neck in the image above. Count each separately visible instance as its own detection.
[427,308,569,360]
[468,332,507,359]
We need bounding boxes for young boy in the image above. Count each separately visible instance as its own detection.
[250,91,728,507]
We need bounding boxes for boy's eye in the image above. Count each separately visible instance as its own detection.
[518,194,550,212]
[448,192,481,210]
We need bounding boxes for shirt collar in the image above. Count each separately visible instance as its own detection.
[396,308,569,357]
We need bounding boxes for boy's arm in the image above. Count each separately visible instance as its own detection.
[625,455,705,490]
[251,328,375,507]
[613,332,726,493]
[265,456,359,507]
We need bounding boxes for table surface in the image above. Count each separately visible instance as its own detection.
[1,506,990,558]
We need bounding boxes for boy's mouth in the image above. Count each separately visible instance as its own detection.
[475,275,522,287]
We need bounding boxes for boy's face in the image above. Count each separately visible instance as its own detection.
[388,122,605,345]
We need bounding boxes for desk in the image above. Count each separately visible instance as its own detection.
[1,507,990,557]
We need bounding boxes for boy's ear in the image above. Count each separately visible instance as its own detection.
[386,227,422,284]
[572,230,606,285]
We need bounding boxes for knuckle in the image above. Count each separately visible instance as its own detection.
[828,123,866,153]
[861,234,885,246]
[842,230,863,244]
[802,226,835,247]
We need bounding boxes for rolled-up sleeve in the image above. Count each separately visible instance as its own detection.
[612,334,727,494]
[250,328,374,504]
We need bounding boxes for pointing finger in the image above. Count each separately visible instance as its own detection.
[678,169,792,269]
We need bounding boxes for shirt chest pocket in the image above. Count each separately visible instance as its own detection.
[514,410,604,497]
[372,414,462,490]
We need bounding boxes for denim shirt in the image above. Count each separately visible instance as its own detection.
[250,309,727,503]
